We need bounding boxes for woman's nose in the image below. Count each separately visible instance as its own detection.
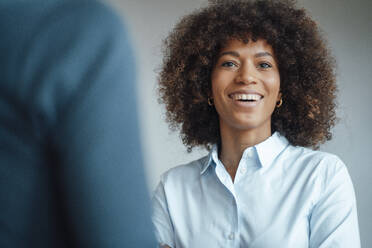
[235,63,258,85]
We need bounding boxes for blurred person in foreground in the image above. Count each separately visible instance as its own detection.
[0,0,155,247]
[153,0,360,247]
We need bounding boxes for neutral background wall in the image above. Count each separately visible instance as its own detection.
[110,0,371,246]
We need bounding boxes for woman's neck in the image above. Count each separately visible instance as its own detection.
[218,123,271,182]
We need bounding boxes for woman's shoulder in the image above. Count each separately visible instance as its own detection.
[284,144,347,177]
[279,145,352,203]
[159,155,210,185]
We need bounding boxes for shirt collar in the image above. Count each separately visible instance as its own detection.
[255,132,289,168]
[200,145,217,175]
[200,132,289,174]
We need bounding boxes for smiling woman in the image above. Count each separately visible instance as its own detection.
[211,39,281,180]
[153,0,361,247]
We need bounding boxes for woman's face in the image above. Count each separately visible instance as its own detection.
[211,38,281,135]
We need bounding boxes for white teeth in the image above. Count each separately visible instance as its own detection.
[232,94,261,101]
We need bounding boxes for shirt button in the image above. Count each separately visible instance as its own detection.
[240,166,247,174]
[228,233,235,240]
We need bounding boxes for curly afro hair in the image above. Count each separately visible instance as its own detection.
[158,0,337,151]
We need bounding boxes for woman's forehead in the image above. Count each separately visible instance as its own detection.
[218,38,275,56]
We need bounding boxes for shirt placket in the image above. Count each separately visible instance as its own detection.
[215,162,240,248]
[234,147,259,247]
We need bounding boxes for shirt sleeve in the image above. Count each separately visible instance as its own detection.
[20,1,156,246]
[152,178,176,248]
[309,159,361,248]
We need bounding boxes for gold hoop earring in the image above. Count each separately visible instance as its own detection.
[276,98,283,108]
[207,97,213,106]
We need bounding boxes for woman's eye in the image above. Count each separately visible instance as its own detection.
[221,61,237,67]
[258,62,272,69]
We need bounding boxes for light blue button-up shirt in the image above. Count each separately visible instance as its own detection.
[152,132,360,247]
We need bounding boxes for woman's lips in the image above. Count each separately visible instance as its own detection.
[228,92,263,107]
[229,93,263,101]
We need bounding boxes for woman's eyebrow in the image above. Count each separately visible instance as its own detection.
[218,51,273,58]
[255,52,273,58]
[218,51,240,58]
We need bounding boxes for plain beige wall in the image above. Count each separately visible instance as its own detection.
[110,0,371,246]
